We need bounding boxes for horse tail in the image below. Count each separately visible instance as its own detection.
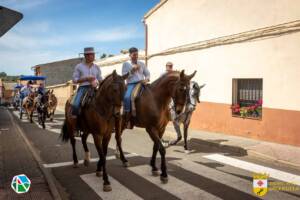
[61,120,70,142]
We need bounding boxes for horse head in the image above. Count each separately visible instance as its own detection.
[172,70,197,114]
[98,70,129,117]
[190,82,205,104]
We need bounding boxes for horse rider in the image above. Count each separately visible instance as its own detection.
[37,82,46,95]
[122,47,150,127]
[71,47,102,119]
[20,81,33,99]
[35,82,46,106]
[161,61,174,77]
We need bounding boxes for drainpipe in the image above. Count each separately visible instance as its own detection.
[142,19,148,67]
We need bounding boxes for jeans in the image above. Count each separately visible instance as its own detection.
[124,83,137,112]
[71,86,90,116]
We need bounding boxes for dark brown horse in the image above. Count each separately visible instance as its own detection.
[61,70,128,192]
[115,70,196,183]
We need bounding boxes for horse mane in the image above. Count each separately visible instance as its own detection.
[98,74,113,92]
[150,71,181,89]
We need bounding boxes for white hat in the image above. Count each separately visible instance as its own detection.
[83,47,95,54]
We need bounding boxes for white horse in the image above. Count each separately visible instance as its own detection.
[168,81,205,153]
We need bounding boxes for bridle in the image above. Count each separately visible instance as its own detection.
[98,78,125,119]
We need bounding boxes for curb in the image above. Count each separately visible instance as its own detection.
[246,149,300,169]
[7,109,63,200]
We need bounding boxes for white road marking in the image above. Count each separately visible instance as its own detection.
[204,154,300,186]
[128,165,221,200]
[43,153,138,168]
[80,173,143,200]
[169,159,300,199]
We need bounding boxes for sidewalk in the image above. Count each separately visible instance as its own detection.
[0,107,53,200]
[163,124,300,168]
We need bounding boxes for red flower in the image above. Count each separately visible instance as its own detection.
[257,99,263,106]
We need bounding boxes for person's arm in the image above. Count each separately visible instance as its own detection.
[142,63,150,82]
[72,65,94,84]
[96,65,103,81]
[122,62,134,78]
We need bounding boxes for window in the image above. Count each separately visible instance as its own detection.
[232,79,263,119]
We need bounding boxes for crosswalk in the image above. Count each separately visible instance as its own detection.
[76,156,300,200]
[11,109,300,200]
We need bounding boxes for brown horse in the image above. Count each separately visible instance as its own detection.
[22,92,36,123]
[47,90,57,122]
[115,70,196,183]
[61,70,128,192]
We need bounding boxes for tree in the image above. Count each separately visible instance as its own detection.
[108,54,114,57]
[100,53,107,59]
[0,72,7,77]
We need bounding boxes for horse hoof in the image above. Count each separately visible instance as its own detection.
[103,184,112,192]
[123,162,130,168]
[96,171,102,177]
[184,150,194,154]
[162,142,169,148]
[152,170,160,176]
[84,159,90,167]
[73,163,79,168]
[160,176,168,184]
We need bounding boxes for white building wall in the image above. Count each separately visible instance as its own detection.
[145,0,300,111]
[146,0,300,55]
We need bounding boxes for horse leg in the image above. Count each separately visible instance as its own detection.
[70,136,79,167]
[183,121,191,152]
[147,127,168,183]
[93,134,111,192]
[169,120,182,145]
[42,110,46,129]
[114,117,129,167]
[150,142,159,176]
[50,108,55,121]
[81,132,90,167]
[30,110,33,123]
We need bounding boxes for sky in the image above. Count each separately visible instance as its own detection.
[0,0,159,75]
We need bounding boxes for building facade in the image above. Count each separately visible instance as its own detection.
[32,58,82,86]
[144,0,300,146]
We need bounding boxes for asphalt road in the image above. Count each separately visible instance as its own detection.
[7,108,300,200]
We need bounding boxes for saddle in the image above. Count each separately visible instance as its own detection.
[81,87,96,108]
[130,82,145,117]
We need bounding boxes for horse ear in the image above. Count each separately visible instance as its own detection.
[122,72,129,80]
[112,70,117,80]
[199,83,206,89]
[180,70,185,79]
[186,70,197,81]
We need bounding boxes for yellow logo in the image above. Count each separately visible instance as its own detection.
[253,173,269,196]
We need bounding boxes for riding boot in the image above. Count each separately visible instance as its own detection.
[125,112,134,129]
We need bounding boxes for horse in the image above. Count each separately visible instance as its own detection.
[22,92,36,123]
[168,81,205,152]
[35,91,50,129]
[61,70,129,192]
[115,70,196,184]
[47,90,57,122]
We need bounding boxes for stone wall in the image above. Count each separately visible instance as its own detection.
[37,58,82,87]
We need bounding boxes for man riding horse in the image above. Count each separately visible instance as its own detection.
[122,47,150,128]
[71,47,102,131]
[62,47,101,135]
